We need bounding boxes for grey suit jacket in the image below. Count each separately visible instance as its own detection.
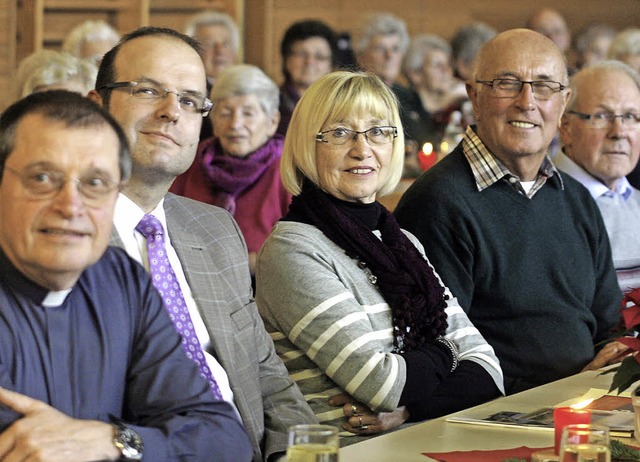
[111,193,316,462]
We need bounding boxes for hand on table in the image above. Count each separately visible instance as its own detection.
[0,387,120,462]
[328,393,409,435]
[582,341,630,371]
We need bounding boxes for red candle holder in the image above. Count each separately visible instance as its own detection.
[553,406,591,454]
[418,143,436,171]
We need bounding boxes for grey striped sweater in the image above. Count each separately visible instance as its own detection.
[255,221,503,440]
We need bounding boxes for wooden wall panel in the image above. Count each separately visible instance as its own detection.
[42,10,117,47]
[3,0,640,111]
[5,0,242,110]
[0,0,16,111]
[16,0,149,57]
[150,0,241,33]
[245,0,640,84]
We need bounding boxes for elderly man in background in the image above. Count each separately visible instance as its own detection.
[184,10,240,140]
[396,29,622,394]
[90,26,316,462]
[450,22,497,83]
[573,23,617,71]
[556,61,640,293]
[0,90,250,461]
[526,8,572,55]
[185,10,240,86]
[608,28,640,74]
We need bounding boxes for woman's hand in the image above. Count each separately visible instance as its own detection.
[328,393,410,435]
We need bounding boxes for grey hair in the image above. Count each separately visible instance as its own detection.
[608,28,640,60]
[62,20,120,58]
[574,23,616,54]
[451,22,497,68]
[210,64,279,117]
[184,10,240,53]
[403,34,451,74]
[355,13,409,55]
[14,50,98,99]
[565,60,640,112]
[0,90,131,182]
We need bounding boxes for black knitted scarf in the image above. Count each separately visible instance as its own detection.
[284,183,449,352]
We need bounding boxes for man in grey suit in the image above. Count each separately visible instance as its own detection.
[89,26,317,462]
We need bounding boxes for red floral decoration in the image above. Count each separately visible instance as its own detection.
[607,288,640,394]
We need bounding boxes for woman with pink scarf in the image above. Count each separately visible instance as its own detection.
[171,64,290,274]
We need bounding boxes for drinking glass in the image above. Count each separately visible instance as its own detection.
[286,424,339,462]
[559,424,611,462]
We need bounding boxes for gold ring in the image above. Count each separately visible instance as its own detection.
[351,404,358,415]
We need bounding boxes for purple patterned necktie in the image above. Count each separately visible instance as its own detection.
[136,214,222,398]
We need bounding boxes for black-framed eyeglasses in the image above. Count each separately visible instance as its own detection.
[4,165,120,207]
[475,78,566,100]
[98,79,212,116]
[315,126,398,147]
[568,110,640,129]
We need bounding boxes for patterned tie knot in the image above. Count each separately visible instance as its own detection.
[136,214,164,238]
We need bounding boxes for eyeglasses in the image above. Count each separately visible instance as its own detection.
[4,166,120,207]
[201,40,232,51]
[567,110,640,129]
[475,78,567,100]
[289,51,331,61]
[371,45,403,56]
[315,126,398,147]
[98,79,212,116]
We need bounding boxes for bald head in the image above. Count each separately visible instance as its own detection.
[474,29,568,81]
[467,29,571,179]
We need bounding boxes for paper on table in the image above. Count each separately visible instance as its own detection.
[555,388,632,408]
[423,445,551,461]
[446,388,635,438]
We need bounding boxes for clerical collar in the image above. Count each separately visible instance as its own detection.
[42,289,72,307]
[0,248,71,306]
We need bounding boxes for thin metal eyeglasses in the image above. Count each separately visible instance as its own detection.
[4,166,120,206]
[315,126,398,147]
[289,51,331,61]
[98,79,212,116]
[567,110,640,129]
[475,78,567,100]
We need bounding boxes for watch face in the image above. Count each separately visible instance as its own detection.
[122,427,142,448]
[115,424,143,461]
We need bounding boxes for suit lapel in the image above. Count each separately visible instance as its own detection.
[163,196,234,368]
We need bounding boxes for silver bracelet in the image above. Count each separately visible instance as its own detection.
[436,336,459,372]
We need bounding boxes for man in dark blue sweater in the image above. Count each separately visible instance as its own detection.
[395,29,622,394]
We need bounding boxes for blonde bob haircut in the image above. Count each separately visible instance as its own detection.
[281,71,405,198]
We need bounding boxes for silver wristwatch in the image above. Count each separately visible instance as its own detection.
[112,421,144,461]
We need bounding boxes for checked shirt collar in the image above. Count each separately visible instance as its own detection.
[462,125,564,199]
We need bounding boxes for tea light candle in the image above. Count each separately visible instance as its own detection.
[553,406,591,454]
[418,142,436,171]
